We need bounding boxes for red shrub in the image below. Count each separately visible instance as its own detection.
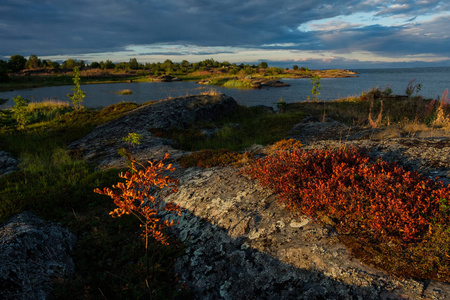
[241,147,450,243]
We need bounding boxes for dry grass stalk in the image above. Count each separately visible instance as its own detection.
[368,100,383,128]
[433,89,449,127]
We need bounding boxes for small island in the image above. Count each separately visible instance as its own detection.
[0,56,357,91]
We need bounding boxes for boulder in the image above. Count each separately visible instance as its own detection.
[0,151,18,177]
[251,79,291,88]
[0,211,76,300]
[68,94,238,168]
[153,75,180,82]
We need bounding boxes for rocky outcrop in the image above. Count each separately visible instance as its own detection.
[68,94,238,168]
[0,151,18,177]
[65,95,449,298]
[152,75,181,82]
[250,79,291,88]
[167,166,450,299]
[0,211,76,300]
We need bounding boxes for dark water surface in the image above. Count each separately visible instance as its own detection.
[1,67,449,108]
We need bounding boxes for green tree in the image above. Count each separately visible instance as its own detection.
[90,61,101,69]
[0,60,9,82]
[25,54,42,69]
[310,75,321,101]
[11,95,30,129]
[181,60,189,68]
[67,67,85,110]
[258,61,268,69]
[51,61,60,69]
[8,55,27,72]
[101,60,115,70]
[41,59,51,68]
[62,58,84,69]
[293,65,299,70]
[42,60,60,69]
[162,59,173,74]
[62,59,76,69]
[129,58,139,70]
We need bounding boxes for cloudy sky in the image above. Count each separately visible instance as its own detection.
[1,0,450,69]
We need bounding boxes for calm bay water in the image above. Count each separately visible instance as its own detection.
[1,67,449,108]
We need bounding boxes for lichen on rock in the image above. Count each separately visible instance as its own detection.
[0,211,76,300]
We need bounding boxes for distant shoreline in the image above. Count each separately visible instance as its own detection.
[0,67,357,92]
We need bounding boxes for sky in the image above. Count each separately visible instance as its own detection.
[1,0,450,69]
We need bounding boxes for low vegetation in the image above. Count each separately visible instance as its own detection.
[242,146,450,281]
[1,55,355,92]
[159,105,305,151]
[1,80,449,296]
[0,99,189,299]
[284,86,450,130]
[116,88,133,95]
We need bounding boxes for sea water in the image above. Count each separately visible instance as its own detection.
[1,67,449,108]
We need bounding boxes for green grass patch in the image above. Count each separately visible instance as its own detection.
[222,79,252,88]
[162,105,305,151]
[115,89,133,95]
[0,100,189,298]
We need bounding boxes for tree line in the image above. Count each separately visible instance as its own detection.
[0,54,310,83]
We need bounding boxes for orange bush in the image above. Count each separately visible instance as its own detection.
[94,154,181,246]
[241,147,450,243]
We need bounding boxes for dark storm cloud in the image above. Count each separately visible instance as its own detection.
[0,0,449,66]
[0,0,372,55]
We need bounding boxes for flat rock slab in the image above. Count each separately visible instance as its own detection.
[167,166,450,299]
[0,211,76,300]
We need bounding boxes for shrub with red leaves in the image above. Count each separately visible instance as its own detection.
[242,146,450,243]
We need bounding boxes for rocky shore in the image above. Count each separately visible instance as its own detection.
[2,94,450,299]
[70,94,449,299]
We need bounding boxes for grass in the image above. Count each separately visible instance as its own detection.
[0,73,144,92]
[158,105,305,151]
[1,88,449,296]
[285,88,449,129]
[0,100,190,299]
